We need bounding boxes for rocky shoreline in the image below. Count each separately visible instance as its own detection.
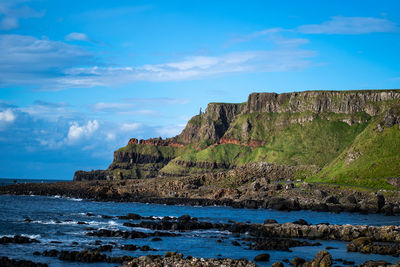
[1,178,400,215]
[3,209,400,266]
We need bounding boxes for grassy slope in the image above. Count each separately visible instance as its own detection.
[162,116,368,175]
[307,118,400,189]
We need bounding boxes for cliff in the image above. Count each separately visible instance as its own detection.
[176,102,245,145]
[74,89,400,188]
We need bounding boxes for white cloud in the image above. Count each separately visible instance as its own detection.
[58,48,315,88]
[298,16,397,34]
[0,108,15,122]
[0,34,93,87]
[121,122,141,132]
[65,32,90,42]
[67,120,99,142]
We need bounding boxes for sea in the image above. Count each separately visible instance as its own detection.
[0,178,399,266]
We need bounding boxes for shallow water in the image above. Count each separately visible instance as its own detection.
[0,194,399,266]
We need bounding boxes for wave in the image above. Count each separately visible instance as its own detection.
[29,219,121,228]
[0,234,41,239]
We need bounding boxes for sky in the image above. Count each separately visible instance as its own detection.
[0,0,399,179]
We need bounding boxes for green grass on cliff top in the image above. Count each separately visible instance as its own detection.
[307,118,400,190]
[166,117,368,171]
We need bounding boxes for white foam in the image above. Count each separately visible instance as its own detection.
[108,220,118,226]
[0,234,41,239]
[68,197,83,201]
[21,234,41,239]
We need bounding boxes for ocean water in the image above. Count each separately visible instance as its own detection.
[0,194,399,266]
[0,178,68,186]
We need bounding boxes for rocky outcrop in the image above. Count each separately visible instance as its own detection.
[347,237,400,256]
[122,253,258,267]
[137,138,184,148]
[112,151,172,165]
[173,160,231,170]
[178,102,245,144]
[381,104,400,128]
[0,235,40,244]
[229,222,400,242]
[73,170,109,181]
[281,250,332,267]
[0,257,48,267]
[245,90,400,115]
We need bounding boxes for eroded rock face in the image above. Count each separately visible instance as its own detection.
[383,105,400,127]
[178,102,245,144]
[246,91,400,115]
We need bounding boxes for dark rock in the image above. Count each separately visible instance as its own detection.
[290,257,306,266]
[324,195,339,204]
[118,213,141,220]
[254,253,270,262]
[232,240,240,246]
[292,219,309,225]
[264,219,278,224]
[314,250,332,266]
[0,256,48,267]
[250,238,320,251]
[178,214,191,221]
[42,249,59,257]
[0,235,40,244]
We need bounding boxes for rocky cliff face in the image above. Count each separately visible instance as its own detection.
[74,89,400,182]
[177,103,245,145]
[245,90,400,115]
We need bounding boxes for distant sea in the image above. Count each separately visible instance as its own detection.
[0,178,69,186]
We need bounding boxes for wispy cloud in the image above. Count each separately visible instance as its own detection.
[227,16,397,47]
[91,102,134,112]
[225,27,285,46]
[297,16,397,34]
[0,34,93,87]
[120,122,141,132]
[0,2,44,30]
[57,48,315,88]
[65,32,90,42]
[19,100,75,121]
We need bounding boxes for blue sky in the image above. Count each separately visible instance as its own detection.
[0,0,399,179]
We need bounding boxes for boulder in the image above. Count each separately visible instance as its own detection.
[254,253,270,262]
